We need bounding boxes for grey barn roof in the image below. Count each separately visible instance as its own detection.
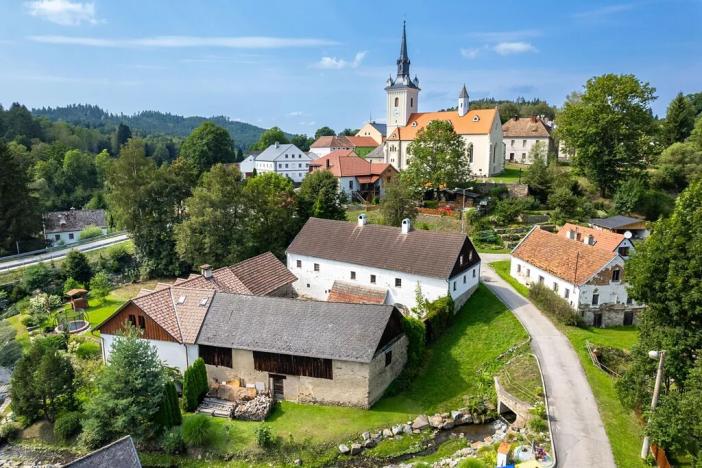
[287,217,479,279]
[256,143,305,162]
[64,435,141,468]
[44,209,106,233]
[590,215,643,230]
[197,293,396,363]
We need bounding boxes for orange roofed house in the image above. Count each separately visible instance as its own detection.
[309,150,398,202]
[510,226,643,327]
[379,23,505,176]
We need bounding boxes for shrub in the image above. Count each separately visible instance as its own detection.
[182,359,208,412]
[63,277,83,295]
[424,200,439,209]
[20,315,38,328]
[79,225,103,240]
[424,295,455,343]
[54,412,82,441]
[0,422,21,442]
[63,251,92,285]
[76,341,101,360]
[528,283,582,326]
[255,424,274,448]
[182,414,213,447]
[156,381,182,429]
[385,316,426,396]
[528,416,548,433]
[161,427,185,454]
[0,340,23,368]
[473,229,501,245]
[21,263,64,295]
[457,459,488,468]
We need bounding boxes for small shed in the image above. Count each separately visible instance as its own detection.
[66,288,89,311]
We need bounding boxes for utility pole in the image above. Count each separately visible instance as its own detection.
[641,350,666,459]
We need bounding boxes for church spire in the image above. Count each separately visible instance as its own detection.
[396,21,411,79]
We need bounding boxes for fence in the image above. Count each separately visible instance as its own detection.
[585,341,621,377]
[651,444,672,468]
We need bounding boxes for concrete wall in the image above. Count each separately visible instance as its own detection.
[204,342,407,408]
[102,333,189,372]
[287,253,479,310]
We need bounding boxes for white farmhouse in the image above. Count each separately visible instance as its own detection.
[502,116,555,164]
[43,208,108,246]
[380,23,505,177]
[286,216,481,311]
[254,142,312,183]
[510,226,643,327]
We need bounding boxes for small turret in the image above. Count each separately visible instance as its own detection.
[458,84,469,117]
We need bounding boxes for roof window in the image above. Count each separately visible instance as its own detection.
[199,297,209,307]
[177,296,186,305]
[472,115,480,122]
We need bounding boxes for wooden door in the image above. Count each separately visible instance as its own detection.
[623,311,634,326]
[272,376,284,400]
[593,312,603,328]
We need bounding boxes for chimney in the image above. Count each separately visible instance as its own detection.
[530,115,537,123]
[401,218,412,234]
[200,264,213,279]
[513,115,519,121]
[358,213,368,226]
[325,159,330,169]
[274,141,279,148]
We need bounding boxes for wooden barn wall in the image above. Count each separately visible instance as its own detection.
[98,302,177,343]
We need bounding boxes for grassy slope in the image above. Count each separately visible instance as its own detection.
[489,260,645,467]
[151,284,527,464]
[487,164,525,184]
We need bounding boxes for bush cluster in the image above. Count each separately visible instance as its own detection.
[528,283,582,326]
[424,295,455,343]
[76,341,101,360]
[255,424,274,448]
[182,414,214,447]
[54,411,82,441]
[0,422,21,442]
[161,427,186,454]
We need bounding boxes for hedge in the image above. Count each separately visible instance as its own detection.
[384,316,426,396]
[424,295,455,343]
[528,283,582,326]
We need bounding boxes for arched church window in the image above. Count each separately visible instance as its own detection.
[410,98,414,107]
[466,143,474,163]
[394,97,399,107]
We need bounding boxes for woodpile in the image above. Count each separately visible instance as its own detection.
[233,395,273,421]
[196,397,236,418]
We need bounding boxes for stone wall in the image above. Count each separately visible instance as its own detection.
[367,335,408,406]
[474,182,529,198]
[494,377,533,428]
[579,304,643,327]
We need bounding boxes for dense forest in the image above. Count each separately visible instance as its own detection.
[32,104,282,150]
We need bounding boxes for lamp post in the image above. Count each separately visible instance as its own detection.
[641,350,666,459]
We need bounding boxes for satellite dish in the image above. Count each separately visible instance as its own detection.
[624,231,633,239]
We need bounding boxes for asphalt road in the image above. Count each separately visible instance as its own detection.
[0,234,130,273]
[481,253,616,468]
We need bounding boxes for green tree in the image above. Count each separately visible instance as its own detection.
[314,126,336,139]
[80,326,166,448]
[10,338,75,423]
[339,128,359,136]
[522,152,552,204]
[242,172,298,258]
[290,134,313,152]
[63,277,83,294]
[107,139,191,276]
[380,176,418,226]
[89,271,111,305]
[252,126,289,151]
[182,358,208,412]
[654,140,702,193]
[646,358,702,465]
[663,92,696,145]
[175,164,246,267]
[64,250,92,284]
[618,179,702,413]
[556,74,656,197]
[156,380,182,428]
[405,120,469,193]
[298,171,346,221]
[0,141,41,255]
[179,122,236,173]
[111,123,132,154]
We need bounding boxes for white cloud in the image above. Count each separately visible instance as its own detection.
[460,48,480,59]
[494,42,537,55]
[287,111,304,117]
[572,3,634,19]
[28,35,338,48]
[26,0,98,26]
[314,51,367,70]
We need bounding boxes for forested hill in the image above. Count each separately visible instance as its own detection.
[32,104,273,149]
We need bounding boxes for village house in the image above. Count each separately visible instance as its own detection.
[589,215,649,239]
[557,222,636,258]
[502,115,555,164]
[96,252,297,372]
[381,23,505,177]
[355,121,387,145]
[254,142,313,183]
[286,216,481,312]
[197,295,407,408]
[309,135,379,158]
[308,149,398,202]
[43,208,108,246]
[510,227,643,327]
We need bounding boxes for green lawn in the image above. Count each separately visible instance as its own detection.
[487,164,525,184]
[489,260,645,468]
[145,284,528,465]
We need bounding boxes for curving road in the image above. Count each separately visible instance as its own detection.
[481,253,616,468]
[0,234,129,273]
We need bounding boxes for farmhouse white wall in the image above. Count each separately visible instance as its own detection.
[46,227,108,246]
[287,253,479,309]
[505,136,550,164]
[101,334,190,372]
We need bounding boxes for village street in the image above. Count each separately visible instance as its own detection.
[481,253,617,468]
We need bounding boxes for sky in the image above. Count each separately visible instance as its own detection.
[0,0,701,136]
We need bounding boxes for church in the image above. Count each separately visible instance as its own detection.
[377,23,506,177]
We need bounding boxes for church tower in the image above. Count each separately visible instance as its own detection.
[385,21,420,137]
[458,84,469,117]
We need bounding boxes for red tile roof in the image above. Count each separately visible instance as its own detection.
[387,108,498,141]
[557,223,625,253]
[310,135,379,149]
[229,251,298,296]
[309,151,396,179]
[327,281,388,304]
[512,227,616,285]
[502,116,552,138]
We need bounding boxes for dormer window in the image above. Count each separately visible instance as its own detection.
[411,122,417,127]
[472,115,480,122]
